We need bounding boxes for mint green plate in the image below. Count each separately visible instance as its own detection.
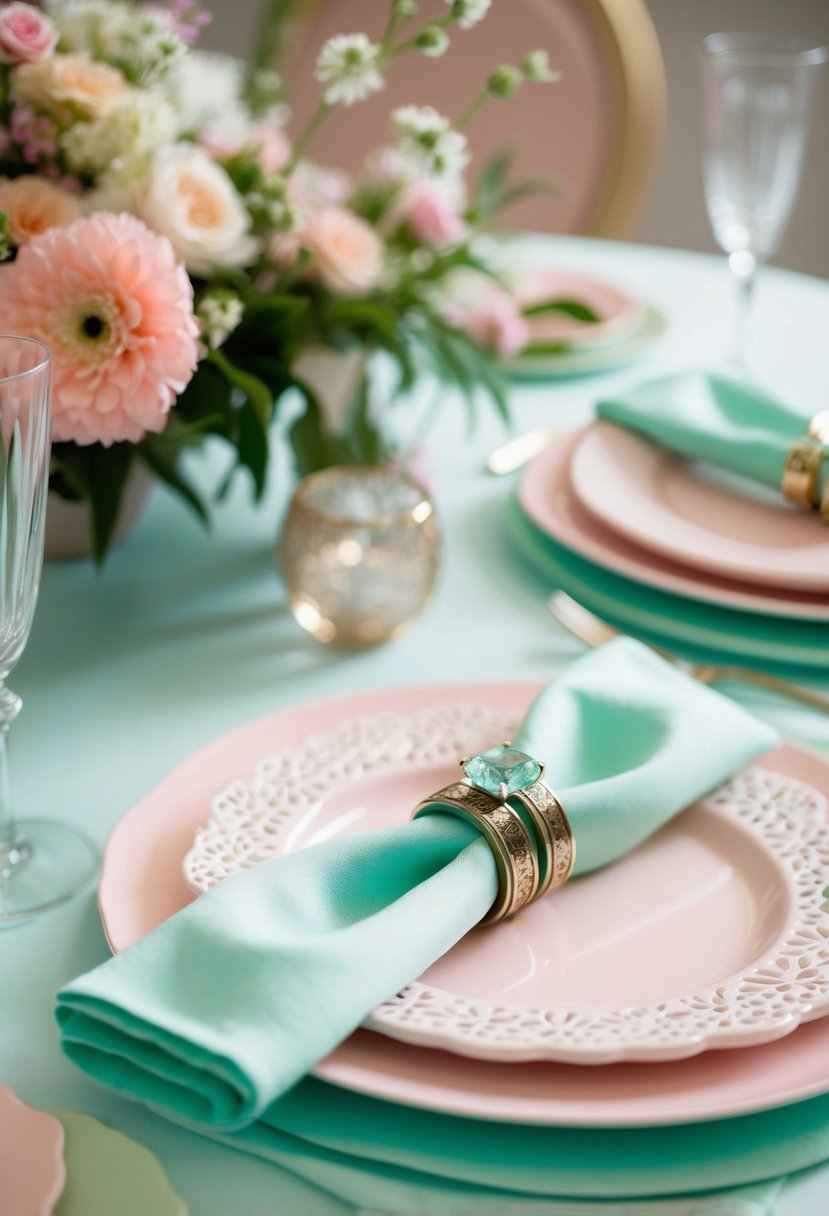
[506,497,829,674]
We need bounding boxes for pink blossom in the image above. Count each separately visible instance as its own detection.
[0,3,57,65]
[200,117,291,176]
[397,179,466,247]
[445,284,529,357]
[0,212,200,445]
[287,162,352,212]
[300,206,384,296]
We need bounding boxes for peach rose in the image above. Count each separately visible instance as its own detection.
[13,54,129,122]
[0,175,80,244]
[0,3,57,64]
[300,206,384,296]
[135,143,259,277]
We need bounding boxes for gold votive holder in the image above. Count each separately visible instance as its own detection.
[278,465,441,646]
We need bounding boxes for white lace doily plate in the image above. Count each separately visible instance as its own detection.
[180,700,829,1066]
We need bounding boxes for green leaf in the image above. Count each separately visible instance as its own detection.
[137,434,208,523]
[207,348,274,429]
[522,298,600,323]
[234,399,271,498]
[50,441,135,564]
[287,385,335,477]
[341,373,386,464]
[520,340,573,356]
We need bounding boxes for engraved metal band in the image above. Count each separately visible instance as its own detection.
[781,438,824,510]
[413,780,538,926]
[510,780,576,899]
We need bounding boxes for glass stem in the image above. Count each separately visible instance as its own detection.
[728,250,757,371]
[0,683,24,876]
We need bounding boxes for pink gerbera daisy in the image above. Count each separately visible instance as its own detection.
[0,211,200,445]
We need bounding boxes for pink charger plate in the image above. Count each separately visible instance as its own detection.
[514,268,645,349]
[99,683,829,1127]
[570,422,829,593]
[518,427,829,620]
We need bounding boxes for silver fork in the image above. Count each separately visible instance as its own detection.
[548,590,829,714]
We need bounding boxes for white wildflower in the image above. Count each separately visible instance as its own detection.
[164,50,251,140]
[197,290,244,351]
[446,0,491,30]
[315,33,383,106]
[46,0,186,83]
[391,105,469,177]
[61,92,178,183]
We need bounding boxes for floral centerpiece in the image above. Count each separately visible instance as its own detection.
[0,0,557,559]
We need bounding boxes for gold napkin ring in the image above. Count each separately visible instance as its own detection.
[413,744,575,926]
[781,438,824,510]
[413,780,538,925]
[510,779,576,897]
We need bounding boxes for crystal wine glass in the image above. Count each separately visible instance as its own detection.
[0,336,97,923]
[700,33,827,367]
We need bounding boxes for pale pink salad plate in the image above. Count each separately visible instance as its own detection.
[0,1085,66,1216]
[570,422,829,592]
[513,268,645,348]
[518,428,829,620]
[100,686,829,1120]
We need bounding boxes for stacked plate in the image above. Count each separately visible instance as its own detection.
[511,421,829,675]
[97,683,829,1201]
[0,1084,187,1216]
[509,269,667,379]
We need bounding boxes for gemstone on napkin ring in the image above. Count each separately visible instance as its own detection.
[460,744,575,900]
[781,437,824,510]
[413,743,575,925]
[807,411,829,445]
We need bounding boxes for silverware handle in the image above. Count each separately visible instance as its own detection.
[700,665,829,714]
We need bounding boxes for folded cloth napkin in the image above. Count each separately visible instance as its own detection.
[56,639,776,1135]
[597,369,826,497]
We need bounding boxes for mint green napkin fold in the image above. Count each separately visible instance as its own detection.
[56,640,776,1135]
[597,369,825,495]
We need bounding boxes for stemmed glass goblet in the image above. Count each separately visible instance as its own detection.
[0,336,97,923]
[700,33,827,368]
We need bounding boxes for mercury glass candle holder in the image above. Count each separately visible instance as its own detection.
[278,465,441,646]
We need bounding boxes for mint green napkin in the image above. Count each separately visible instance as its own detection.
[597,369,825,496]
[56,640,776,1135]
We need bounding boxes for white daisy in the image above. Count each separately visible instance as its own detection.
[446,0,492,31]
[315,33,384,107]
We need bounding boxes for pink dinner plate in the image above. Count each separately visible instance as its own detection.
[518,428,829,620]
[570,422,829,593]
[100,684,829,1125]
[514,269,645,349]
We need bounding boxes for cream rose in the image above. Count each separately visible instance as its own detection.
[13,54,129,121]
[0,175,80,244]
[300,206,384,296]
[134,143,259,278]
[0,3,57,64]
